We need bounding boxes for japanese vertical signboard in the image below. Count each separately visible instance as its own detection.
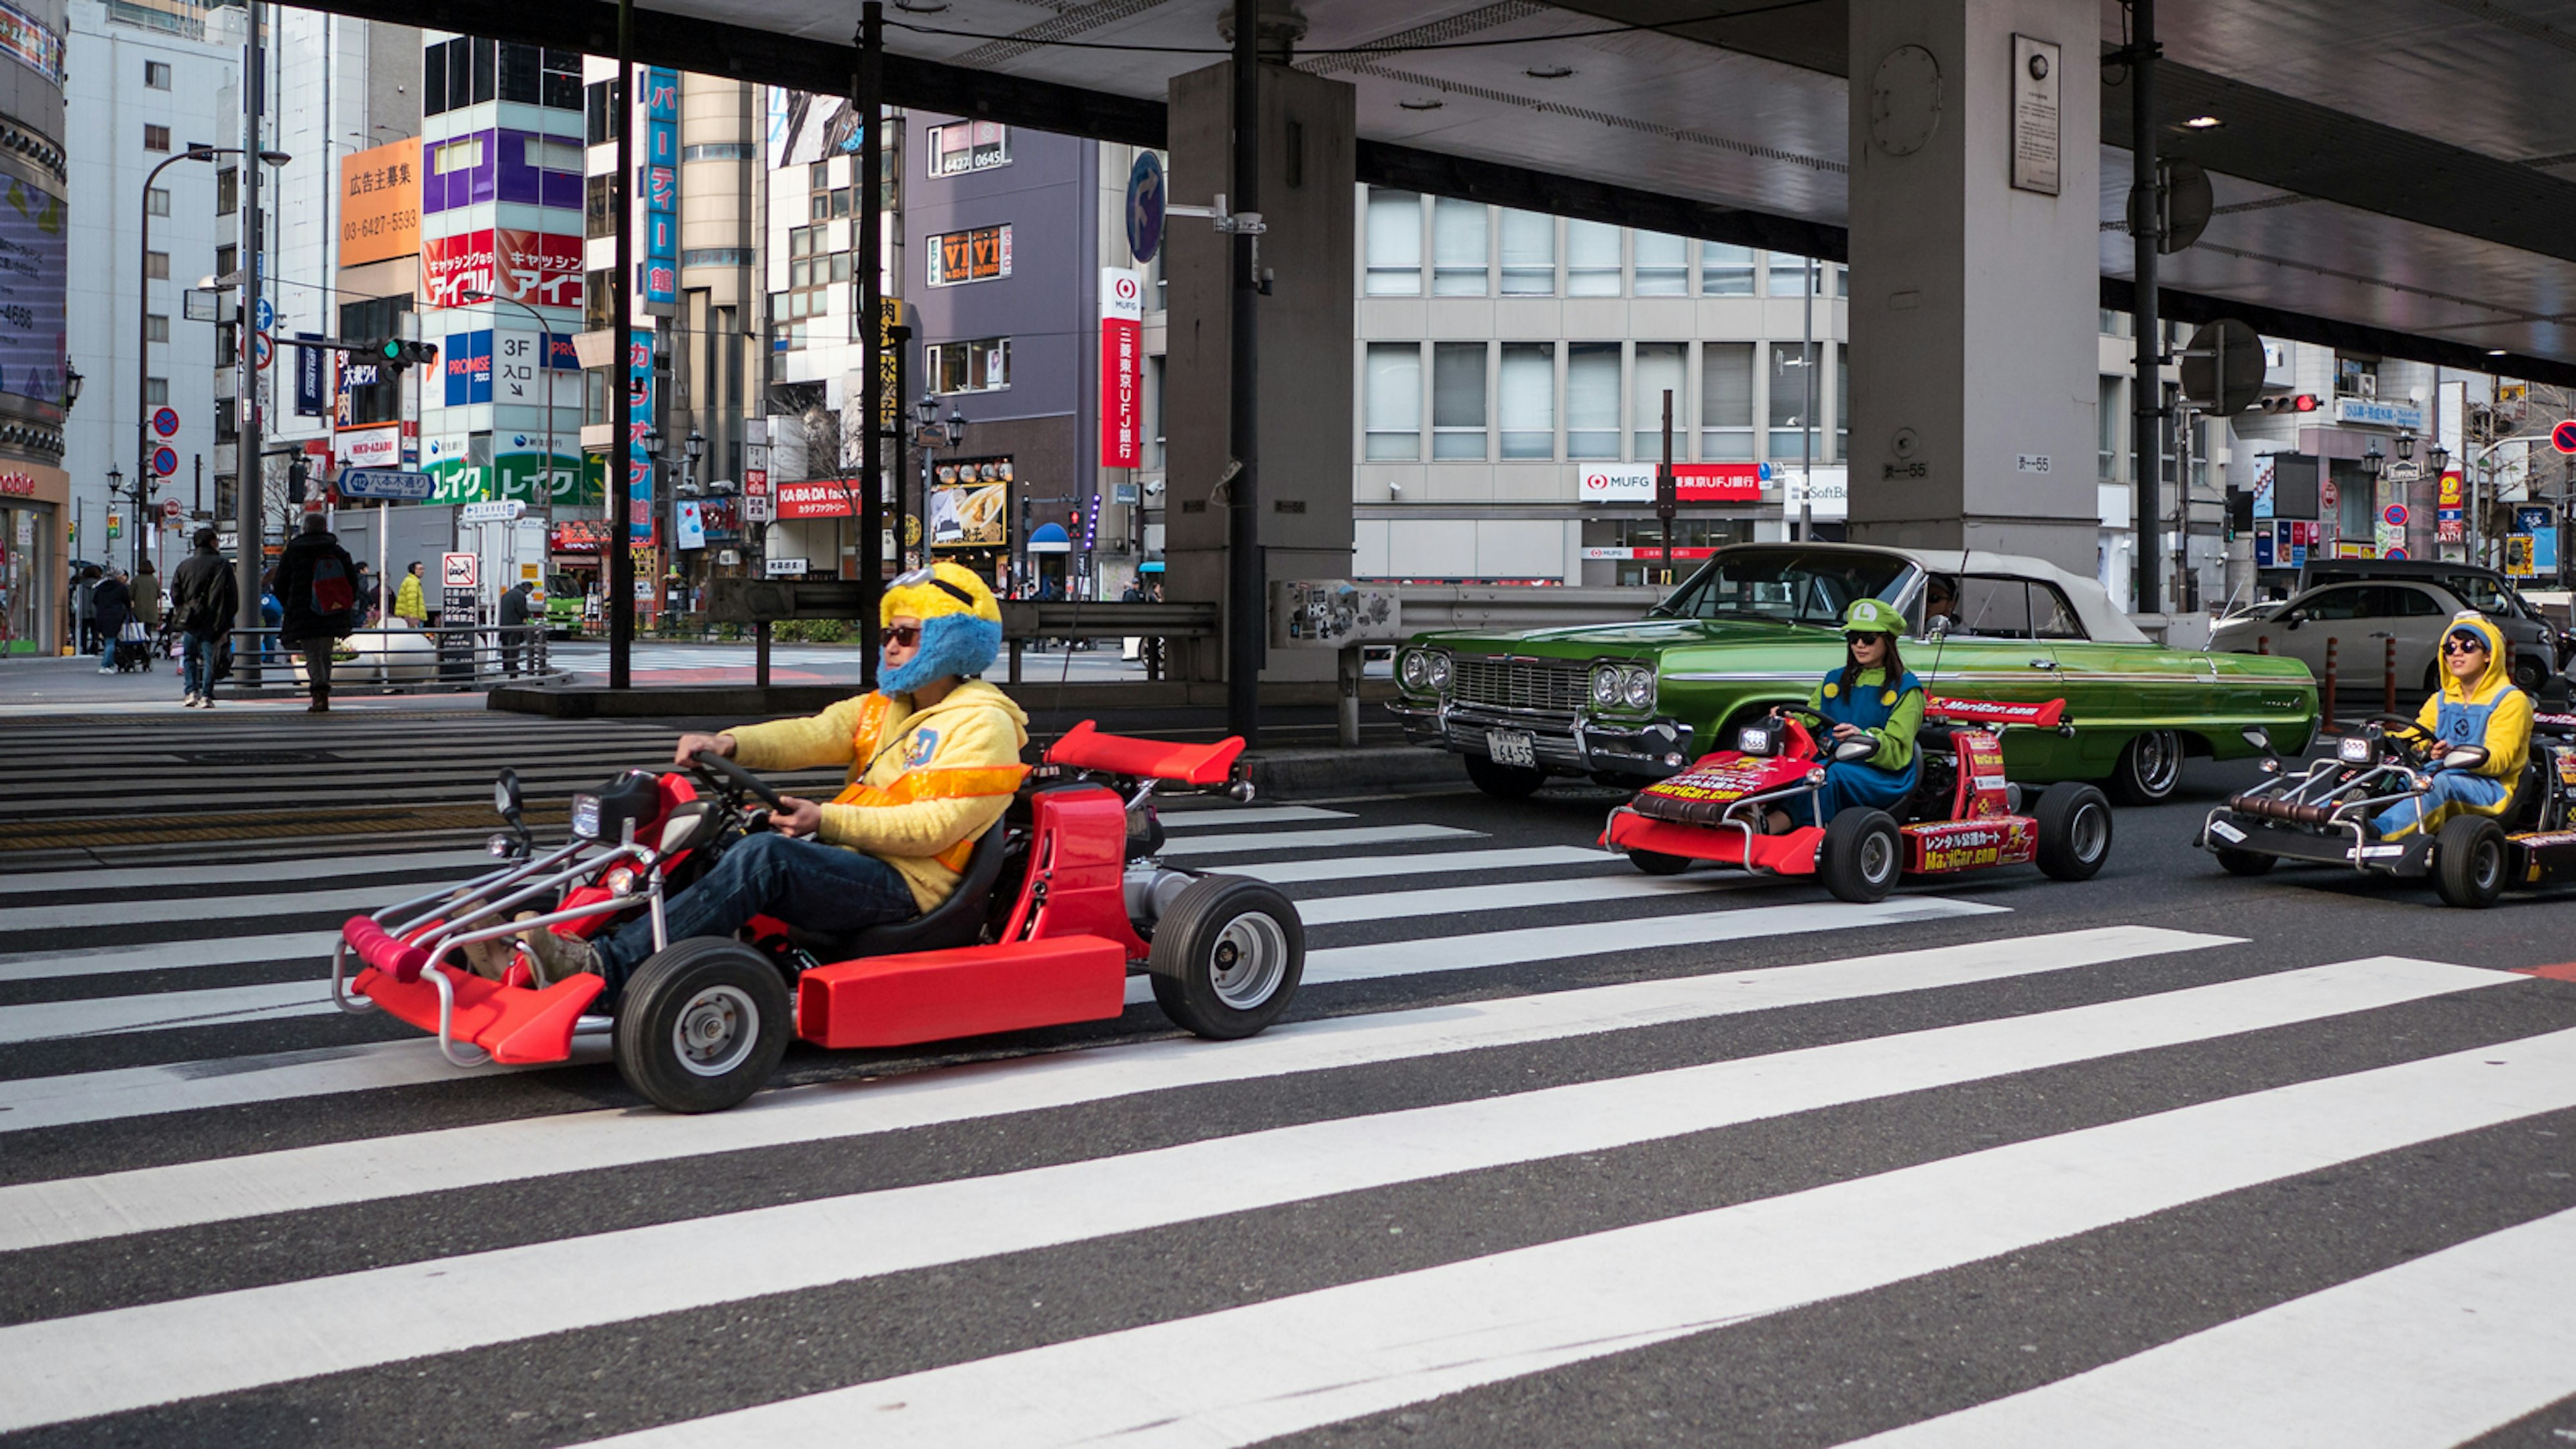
[641,67,680,309]
[1099,268,1143,468]
[627,329,655,543]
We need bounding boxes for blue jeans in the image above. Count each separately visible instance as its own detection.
[182,631,216,696]
[2373,770,2509,839]
[590,832,919,1006]
[97,627,121,669]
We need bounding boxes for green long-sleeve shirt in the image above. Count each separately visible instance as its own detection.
[1806,667,1925,771]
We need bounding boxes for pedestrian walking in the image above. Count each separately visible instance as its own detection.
[352,561,379,627]
[496,579,535,676]
[170,527,237,708]
[275,514,360,712]
[392,561,428,627]
[71,565,98,653]
[91,568,132,674]
[132,559,163,659]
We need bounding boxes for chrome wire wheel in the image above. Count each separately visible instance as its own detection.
[2112,729,2184,804]
[673,983,759,1078]
[1208,910,1291,1011]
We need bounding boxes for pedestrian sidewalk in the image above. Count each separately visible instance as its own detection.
[0,655,485,717]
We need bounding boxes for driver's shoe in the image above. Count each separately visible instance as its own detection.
[517,920,598,986]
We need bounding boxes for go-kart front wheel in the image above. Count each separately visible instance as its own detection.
[1820,808,1901,904]
[2434,815,2507,909]
[2035,784,2114,881]
[1625,848,1693,876]
[2214,845,2276,877]
[613,937,793,1113]
[1148,875,1304,1040]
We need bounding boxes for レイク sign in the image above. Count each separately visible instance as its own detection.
[1099,268,1143,468]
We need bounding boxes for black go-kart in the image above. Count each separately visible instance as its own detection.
[2198,712,2576,908]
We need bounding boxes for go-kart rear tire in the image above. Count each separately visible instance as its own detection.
[1148,875,1305,1040]
[1463,753,1548,800]
[2215,845,2277,877]
[1626,848,1693,876]
[2433,815,2508,909]
[612,936,793,1113]
[2034,784,2114,881]
[1820,808,1902,904]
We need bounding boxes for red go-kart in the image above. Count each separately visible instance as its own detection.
[1599,698,2113,901]
[331,722,1303,1112]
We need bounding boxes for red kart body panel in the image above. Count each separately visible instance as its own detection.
[1047,720,1244,786]
[997,785,1155,959]
[350,959,604,1065]
[1605,810,1821,874]
[1902,817,2038,873]
[796,935,1127,1048]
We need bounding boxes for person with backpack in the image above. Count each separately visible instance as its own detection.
[90,568,133,674]
[170,527,238,708]
[275,513,360,712]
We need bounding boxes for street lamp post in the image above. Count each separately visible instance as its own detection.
[105,466,124,577]
[135,144,287,576]
[460,289,561,511]
[909,391,964,580]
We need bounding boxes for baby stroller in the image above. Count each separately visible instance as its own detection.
[112,620,154,673]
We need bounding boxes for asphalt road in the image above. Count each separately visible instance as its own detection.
[1,712,2573,1448]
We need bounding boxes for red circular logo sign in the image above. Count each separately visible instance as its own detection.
[1114,275,1138,301]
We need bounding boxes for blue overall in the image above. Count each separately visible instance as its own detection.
[1804,669,1923,826]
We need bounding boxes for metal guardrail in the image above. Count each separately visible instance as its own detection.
[216,624,566,696]
[1392,585,1666,633]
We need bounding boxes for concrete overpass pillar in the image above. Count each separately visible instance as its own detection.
[1162,59,1355,686]
[1845,0,2102,574]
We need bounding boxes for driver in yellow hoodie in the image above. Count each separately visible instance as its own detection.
[520,561,1028,1003]
[2372,612,2531,840]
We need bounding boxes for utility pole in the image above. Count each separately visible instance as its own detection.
[232,0,264,681]
[855,0,884,688]
[2127,0,2163,616]
[608,0,635,689]
[1225,3,1263,747]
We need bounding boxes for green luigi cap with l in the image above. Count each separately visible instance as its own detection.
[1843,598,1907,636]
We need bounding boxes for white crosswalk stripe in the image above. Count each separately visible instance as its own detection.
[9,719,2576,1448]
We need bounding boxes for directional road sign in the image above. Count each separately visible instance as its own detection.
[151,407,180,437]
[254,297,274,332]
[335,468,435,501]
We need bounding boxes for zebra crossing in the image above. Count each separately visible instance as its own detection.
[3,745,2575,1444]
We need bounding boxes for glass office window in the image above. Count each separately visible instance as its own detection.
[1432,342,1487,459]
[1566,343,1620,458]
[1431,198,1487,296]
[1499,209,1554,294]
[1633,231,1688,296]
[1364,189,1423,296]
[1566,220,1621,296]
[1701,241,1755,294]
[1499,343,1554,458]
[1632,343,1685,460]
[1767,252,1820,296]
[1364,342,1422,459]
[1701,341,1754,461]
[2098,374,2122,478]
[1835,343,1848,460]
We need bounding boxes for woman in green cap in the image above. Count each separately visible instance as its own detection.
[1779,596,1926,829]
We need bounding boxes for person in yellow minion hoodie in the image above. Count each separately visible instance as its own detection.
[2371,611,2532,840]
[519,561,1028,1002]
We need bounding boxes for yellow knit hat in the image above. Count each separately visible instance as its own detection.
[881,560,1002,626]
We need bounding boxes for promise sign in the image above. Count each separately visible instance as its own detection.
[928,223,1012,287]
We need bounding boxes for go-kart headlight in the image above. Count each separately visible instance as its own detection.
[1621,667,1655,710]
[569,793,602,841]
[1737,724,1774,756]
[602,865,639,896]
[2337,736,2374,765]
[1399,649,1430,690]
[1426,652,1452,689]
[1591,666,1623,706]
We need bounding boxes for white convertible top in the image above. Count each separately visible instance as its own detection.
[1890,547,2149,644]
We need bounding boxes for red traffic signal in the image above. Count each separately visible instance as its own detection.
[2256,392,2320,415]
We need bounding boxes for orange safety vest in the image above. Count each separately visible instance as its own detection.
[828,692,1026,870]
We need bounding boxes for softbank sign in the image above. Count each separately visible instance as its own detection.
[1576,462,1766,504]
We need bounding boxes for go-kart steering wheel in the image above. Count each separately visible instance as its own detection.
[2361,714,2433,765]
[1769,702,1831,728]
[690,748,786,809]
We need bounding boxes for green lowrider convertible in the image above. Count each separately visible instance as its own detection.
[1393,543,2319,804]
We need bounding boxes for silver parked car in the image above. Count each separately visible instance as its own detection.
[2210,578,2557,696]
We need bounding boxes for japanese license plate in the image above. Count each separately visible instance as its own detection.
[1486,729,1538,769]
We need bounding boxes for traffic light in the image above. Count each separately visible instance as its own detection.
[369,337,439,372]
[2256,392,2320,415]
[287,458,310,504]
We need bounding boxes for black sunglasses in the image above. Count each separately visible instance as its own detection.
[2442,635,2488,655]
[881,624,922,647]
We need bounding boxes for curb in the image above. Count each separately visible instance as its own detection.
[1241,746,1465,799]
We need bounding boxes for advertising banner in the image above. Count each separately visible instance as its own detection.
[928,457,1012,549]
[294,333,327,416]
[337,138,421,266]
[0,0,63,83]
[928,225,1012,287]
[341,427,400,470]
[443,329,492,406]
[1576,462,1766,504]
[0,174,67,409]
[674,498,706,551]
[627,328,655,543]
[422,229,580,310]
[1099,268,1142,468]
[642,67,680,308]
[775,479,857,519]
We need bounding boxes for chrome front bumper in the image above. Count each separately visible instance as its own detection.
[1389,699,1695,777]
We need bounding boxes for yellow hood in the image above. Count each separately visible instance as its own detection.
[2440,613,2513,706]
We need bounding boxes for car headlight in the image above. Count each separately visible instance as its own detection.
[1591,665,1622,706]
[2337,735,2373,764]
[569,793,602,840]
[1426,652,1452,689]
[1400,649,1430,690]
[1621,667,1655,710]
